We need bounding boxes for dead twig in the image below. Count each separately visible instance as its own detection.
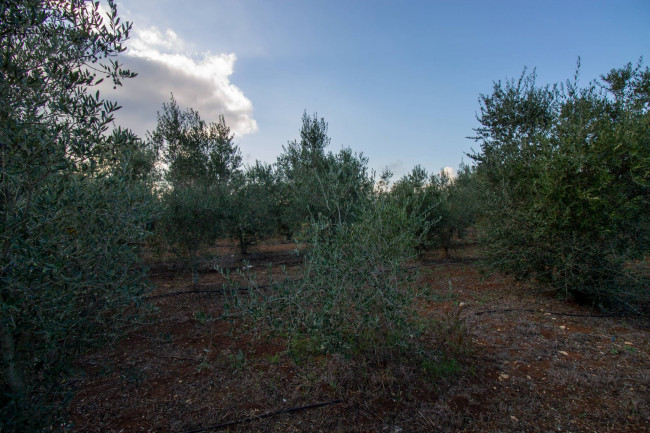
[176,399,343,433]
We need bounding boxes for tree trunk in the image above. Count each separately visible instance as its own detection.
[238,230,248,255]
[190,248,199,285]
[1,321,26,395]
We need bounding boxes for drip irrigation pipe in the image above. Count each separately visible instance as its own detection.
[176,400,343,433]
[474,308,623,318]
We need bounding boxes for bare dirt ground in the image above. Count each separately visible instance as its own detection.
[68,240,649,432]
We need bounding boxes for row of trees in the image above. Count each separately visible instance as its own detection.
[150,100,479,280]
[151,61,649,314]
[390,163,480,257]
[125,101,478,383]
[150,105,372,278]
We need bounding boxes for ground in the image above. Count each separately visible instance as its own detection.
[67,239,649,432]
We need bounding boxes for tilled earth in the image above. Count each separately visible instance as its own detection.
[68,241,649,432]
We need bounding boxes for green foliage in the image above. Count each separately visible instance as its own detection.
[227,162,281,254]
[152,97,242,280]
[159,184,224,281]
[1,1,154,429]
[151,95,241,187]
[449,163,482,240]
[103,127,160,184]
[276,112,372,236]
[228,192,426,360]
[422,356,460,379]
[193,310,213,325]
[472,61,650,307]
[389,165,438,252]
[390,163,480,257]
[224,114,430,362]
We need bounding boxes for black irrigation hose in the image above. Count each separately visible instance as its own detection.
[176,400,343,433]
[146,263,416,301]
[474,308,623,318]
[145,286,261,300]
[148,258,304,274]
[145,278,303,300]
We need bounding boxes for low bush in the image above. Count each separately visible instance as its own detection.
[224,192,454,366]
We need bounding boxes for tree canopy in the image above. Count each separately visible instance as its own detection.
[471,61,650,307]
[1,1,155,429]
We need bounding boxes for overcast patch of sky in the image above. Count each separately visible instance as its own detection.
[113,0,649,177]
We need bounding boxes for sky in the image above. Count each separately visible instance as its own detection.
[104,0,650,179]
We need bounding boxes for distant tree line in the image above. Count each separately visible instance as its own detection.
[149,101,479,280]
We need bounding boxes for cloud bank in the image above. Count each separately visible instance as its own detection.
[103,26,257,138]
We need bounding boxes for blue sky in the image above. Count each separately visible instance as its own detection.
[108,0,650,178]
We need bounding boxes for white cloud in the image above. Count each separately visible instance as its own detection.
[442,166,456,178]
[129,27,187,53]
[102,25,257,139]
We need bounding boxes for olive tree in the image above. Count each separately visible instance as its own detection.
[472,62,649,307]
[151,97,241,282]
[447,163,481,241]
[389,166,438,253]
[227,180,427,361]
[1,0,155,429]
[276,112,372,236]
[226,162,281,254]
[390,164,479,258]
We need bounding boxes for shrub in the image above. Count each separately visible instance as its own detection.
[227,192,427,361]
